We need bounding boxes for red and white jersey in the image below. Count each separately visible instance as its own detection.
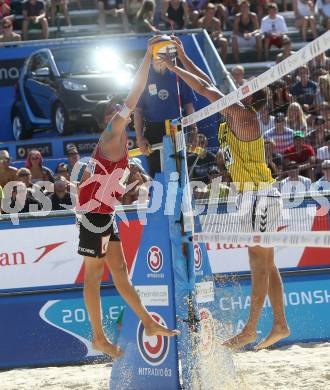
[77,142,129,214]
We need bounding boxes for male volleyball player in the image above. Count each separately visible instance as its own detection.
[160,37,290,349]
[77,37,179,359]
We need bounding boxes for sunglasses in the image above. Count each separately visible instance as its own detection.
[18,173,30,177]
[31,156,41,160]
[0,158,9,163]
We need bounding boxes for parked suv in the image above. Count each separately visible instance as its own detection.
[11,46,133,140]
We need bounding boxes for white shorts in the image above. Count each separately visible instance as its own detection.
[235,35,257,48]
[236,188,283,233]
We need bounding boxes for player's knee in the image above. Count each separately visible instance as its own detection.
[111,261,128,278]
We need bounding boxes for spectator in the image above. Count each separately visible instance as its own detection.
[51,0,71,27]
[0,150,17,189]
[318,101,330,120]
[55,162,77,192]
[293,0,317,42]
[315,74,330,105]
[249,0,269,21]
[316,132,330,161]
[275,35,295,63]
[98,0,129,32]
[269,79,292,114]
[264,139,283,177]
[316,0,330,31]
[231,0,262,63]
[188,134,216,183]
[25,150,54,183]
[215,149,232,183]
[264,112,294,154]
[280,160,311,194]
[188,9,199,27]
[307,115,327,149]
[286,102,307,133]
[17,167,34,188]
[0,18,21,42]
[134,0,159,33]
[161,0,189,30]
[257,104,275,133]
[283,130,315,179]
[205,165,230,200]
[310,53,330,75]
[66,145,86,182]
[230,65,247,87]
[4,182,43,213]
[315,159,330,191]
[290,65,318,112]
[186,0,208,17]
[260,3,288,60]
[124,0,143,27]
[198,3,228,63]
[122,158,151,205]
[22,0,49,40]
[0,0,10,21]
[48,176,73,210]
[134,40,196,177]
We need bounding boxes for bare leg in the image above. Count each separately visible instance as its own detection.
[51,0,56,26]
[219,37,228,64]
[256,34,262,61]
[62,0,71,26]
[40,18,49,39]
[301,17,308,41]
[264,37,270,60]
[309,17,317,39]
[223,246,270,349]
[105,241,179,337]
[22,19,29,40]
[255,248,290,349]
[84,256,123,358]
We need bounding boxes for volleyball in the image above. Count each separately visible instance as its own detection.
[152,35,177,60]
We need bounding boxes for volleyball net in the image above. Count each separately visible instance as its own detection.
[178,30,330,247]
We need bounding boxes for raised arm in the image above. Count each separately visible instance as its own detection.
[171,35,213,85]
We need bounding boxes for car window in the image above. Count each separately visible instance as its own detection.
[27,53,51,76]
[52,48,125,75]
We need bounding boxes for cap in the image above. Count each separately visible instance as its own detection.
[314,115,325,125]
[322,159,330,169]
[129,157,145,173]
[293,131,305,138]
[0,149,10,159]
[66,145,79,155]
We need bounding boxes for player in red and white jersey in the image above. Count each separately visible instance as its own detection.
[77,37,179,359]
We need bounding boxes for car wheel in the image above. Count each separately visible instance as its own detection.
[53,103,73,135]
[12,110,32,140]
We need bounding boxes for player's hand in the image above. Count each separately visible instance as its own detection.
[146,35,164,57]
[158,52,176,71]
[170,35,186,62]
[137,136,151,156]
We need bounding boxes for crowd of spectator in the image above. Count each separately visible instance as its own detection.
[0,144,152,214]
[0,0,328,63]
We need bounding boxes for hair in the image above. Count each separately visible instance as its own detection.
[93,98,122,128]
[17,167,31,176]
[25,150,43,169]
[250,88,268,111]
[55,162,69,174]
[231,65,245,75]
[137,0,155,20]
[239,0,250,8]
[319,74,330,101]
[267,2,278,11]
[286,102,307,132]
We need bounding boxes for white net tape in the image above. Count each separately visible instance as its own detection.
[180,31,330,247]
[182,30,330,127]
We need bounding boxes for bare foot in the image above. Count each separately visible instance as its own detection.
[144,321,180,337]
[222,329,257,349]
[255,324,290,350]
[92,338,124,359]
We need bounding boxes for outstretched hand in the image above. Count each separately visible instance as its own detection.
[158,52,176,71]
[170,35,186,62]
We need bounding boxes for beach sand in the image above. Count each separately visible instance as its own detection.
[1,343,329,390]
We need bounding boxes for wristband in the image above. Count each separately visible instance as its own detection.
[118,103,131,119]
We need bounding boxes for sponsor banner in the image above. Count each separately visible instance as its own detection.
[135,285,169,307]
[0,223,83,290]
[195,281,215,303]
[0,58,24,87]
[63,139,98,156]
[16,142,53,159]
[216,271,330,343]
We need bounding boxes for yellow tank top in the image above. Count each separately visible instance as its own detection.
[218,122,274,192]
